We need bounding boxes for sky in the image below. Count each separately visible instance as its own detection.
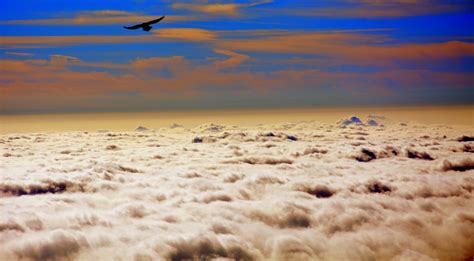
[0,0,473,114]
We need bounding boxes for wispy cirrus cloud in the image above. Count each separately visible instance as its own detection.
[0,35,150,46]
[0,1,275,27]
[0,10,195,26]
[154,28,217,41]
[213,49,250,67]
[2,28,472,67]
[171,0,272,16]
[4,52,33,57]
[0,28,390,47]
[263,0,471,18]
[218,32,474,66]
[0,29,375,49]
[0,27,218,46]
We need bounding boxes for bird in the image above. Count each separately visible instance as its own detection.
[123,16,165,32]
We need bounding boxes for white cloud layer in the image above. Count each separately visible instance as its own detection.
[1,119,473,260]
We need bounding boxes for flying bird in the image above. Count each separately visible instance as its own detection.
[124,16,165,32]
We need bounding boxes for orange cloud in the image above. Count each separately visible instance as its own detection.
[0,35,151,45]
[0,52,254,100]
[213,49,250,67]
[173,3,242,16]
[0,29,389,47]
[335,41,474,62]
[1,16,191,25]
[172,0,272,16]
[154,28,217,41]
[0,28,217,46]
[0,10,196,25]
[219,31,389,53]
[2,51,471,113]
[218,31,474,66]
[49,54,80,68]
[2,29,472,68]
[0,57,472,113]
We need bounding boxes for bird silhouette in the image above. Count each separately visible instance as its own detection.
[124,16,165,32]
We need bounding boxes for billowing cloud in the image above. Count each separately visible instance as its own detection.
[0,118,473,259]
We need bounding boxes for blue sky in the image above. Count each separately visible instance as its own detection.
[0,0,473,113]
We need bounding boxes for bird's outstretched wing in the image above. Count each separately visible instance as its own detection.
[123,16,165,30]
[123,24,143,30]
[145,16,165,26]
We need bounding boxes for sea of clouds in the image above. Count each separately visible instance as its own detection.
[1,118,473,260]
